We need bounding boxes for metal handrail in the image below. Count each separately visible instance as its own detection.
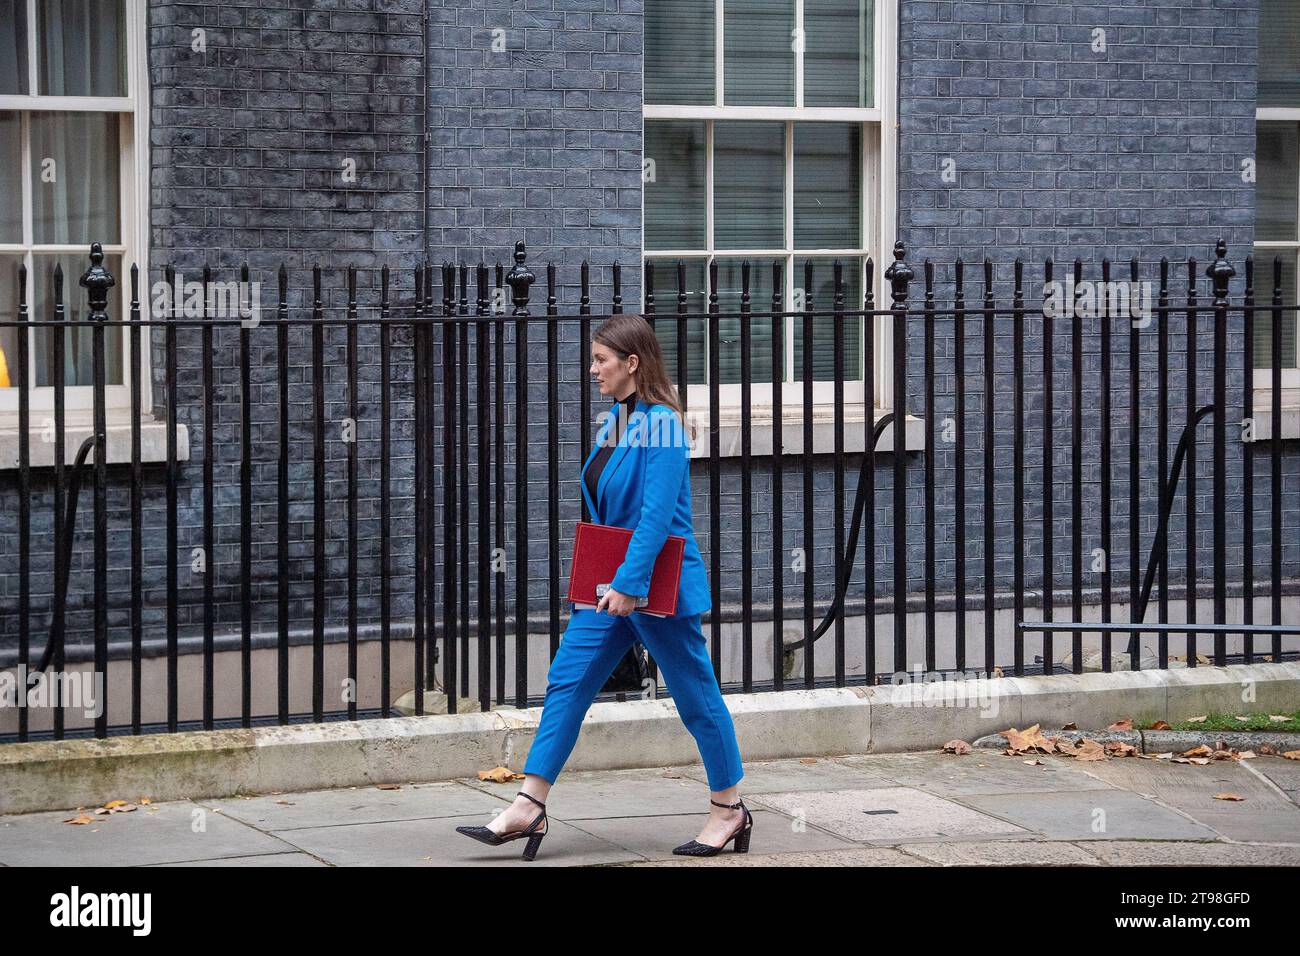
[782,412,895,653]
[35,436,97,674]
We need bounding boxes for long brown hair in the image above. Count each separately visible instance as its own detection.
[592,312,696,444]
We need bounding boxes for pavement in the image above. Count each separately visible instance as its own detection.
[3,749,1299,867]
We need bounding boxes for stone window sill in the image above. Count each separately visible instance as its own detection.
[683,402,924,458]
[0,410,190,469]
[1245,389,1300,442]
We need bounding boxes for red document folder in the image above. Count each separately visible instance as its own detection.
[567,521,685,617]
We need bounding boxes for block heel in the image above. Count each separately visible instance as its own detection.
[671,797,753,857]
[455,790,548,861]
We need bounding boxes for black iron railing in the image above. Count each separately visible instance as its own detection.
[1,238,1296,744]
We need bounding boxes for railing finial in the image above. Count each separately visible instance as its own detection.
[882,239,913,306]
[505,239,535,315]
[1205,237,1235,299]
[79,241,115,321]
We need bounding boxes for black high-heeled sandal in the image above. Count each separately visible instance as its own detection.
[671,797,752,856]
[455,791,549,861]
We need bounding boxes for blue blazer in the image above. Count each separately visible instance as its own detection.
[578,398,711,617]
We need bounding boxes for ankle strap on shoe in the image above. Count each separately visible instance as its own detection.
[519,791,546,810]
[710,798,743,809]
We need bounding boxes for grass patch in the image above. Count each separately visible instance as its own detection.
[1168,709,1300,733]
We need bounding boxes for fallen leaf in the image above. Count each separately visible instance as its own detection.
[64,815,95,825]
[1185,715,1208,723]
[103,799,127,810]
[799,758,819,764]
[1182,744,1214,758]
[1268,715,1290,722]
[1213,793,1245,802]
[1061,722,1078,731]
[1003,724,1055,754]
[275,800,294,805]
[1149,720,1172,731]
[1234,716,1251,722]
[139,797,152,806]
[1282,750,1300,761]
[1073,738,1107,761]
[1105,741,1138,757]
[477,766,523,783]
[1023,759,1043,766]
[1258,744,1277,755]
[1106,718,1134,732]
[375,783,402,790]
[942,740,972,755]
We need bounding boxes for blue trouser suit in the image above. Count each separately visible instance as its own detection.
[522,396,745,792]
[521,606,745,791]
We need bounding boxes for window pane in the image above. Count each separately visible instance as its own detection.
[805,0,873,107]
[714,122,784,249]
[38,0,126,96]
[646,258,706,387]
[30,112,121,244]
[645,0,714,105]
[1253,248,1299,369]
[1257,123,1299,242]
[0,0,29,94]
[714,257,778,385]
[644,121,706,251]
[792,257,862,381]
[1259,0,1300,108]
[0,257,21,388]
[33,253,123,387]
[724,0,794,106]
[794,123,861,248]
[0,113,20,243]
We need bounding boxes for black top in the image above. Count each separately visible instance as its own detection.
[585,390,637,513]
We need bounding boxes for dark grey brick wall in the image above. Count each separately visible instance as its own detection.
[423,0,646,625]
[2,0,1295,682]
[1,0,429,656]
[886,0,1299,618]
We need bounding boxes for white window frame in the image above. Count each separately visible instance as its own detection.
[0,0,150,420]
[641,0,910,455]
[1251,109,1300,440]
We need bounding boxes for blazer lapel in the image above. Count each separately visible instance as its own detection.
[596,398,646,514]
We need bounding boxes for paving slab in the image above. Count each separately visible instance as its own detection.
[1070,757,1300,843]
[269,814,634,867]
[1250,758,1300,807]
[0,800,299,867]
[565,808,855,860]
[5,750,1297,866]
[203,780,506,831]
[895,840,1104,866]
[149,852,329,867]
[668,754,898,794]
[611,846,933,866]
[831,751,1114,796]
[956,789,1221,841]
[1079,841,1300,866]
[749,786,1030,842]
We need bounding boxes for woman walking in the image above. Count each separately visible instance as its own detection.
[455,313,749,861]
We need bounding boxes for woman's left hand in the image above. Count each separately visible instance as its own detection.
[596,587,638,616]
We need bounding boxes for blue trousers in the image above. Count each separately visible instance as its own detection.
[522,607,745,792]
